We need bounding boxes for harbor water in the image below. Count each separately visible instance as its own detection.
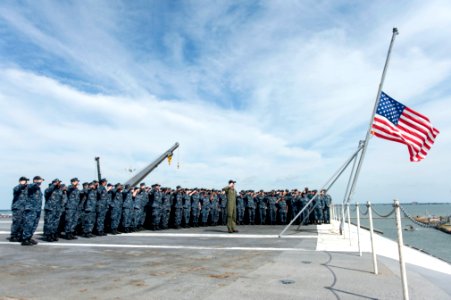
[346,203,451,263]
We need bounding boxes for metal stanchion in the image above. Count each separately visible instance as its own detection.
[393,199,409,300]
[367,201,378,275]
[356,202,362,256]
[341,204,346,238]
[346,203,352,245]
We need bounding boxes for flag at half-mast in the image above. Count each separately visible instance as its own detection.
[371,92,439,162]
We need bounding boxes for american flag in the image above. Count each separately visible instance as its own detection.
[371,92,440,162]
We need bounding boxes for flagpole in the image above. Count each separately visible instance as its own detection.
[346,27,399,203]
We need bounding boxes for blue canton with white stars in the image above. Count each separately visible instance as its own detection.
[376,92,406,125]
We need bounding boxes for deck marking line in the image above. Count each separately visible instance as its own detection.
[0,241,313,252]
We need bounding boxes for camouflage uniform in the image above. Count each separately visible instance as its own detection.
[10,183,28,241]
[95,185,108,235]
[267,194,277,225]
[83,187,97,236]
[22,182,43,243]
[191,192,200,227]
[236,194,245,225]
[323,194,332,224]
[110,188,123,233]
[245,193,256,225]
[151,189,163,230]
[210,193,220,226]
[277,197,287,224]
[121,188,134,232]
[182,193,191,227]
[255,194,266,225]
[200,193,210,226]
[43,184,64,241]
[65,184,80,238]
[173,191,183,228]
[160,192,172,229]
[219,193,227,225]
[132,190,143,230]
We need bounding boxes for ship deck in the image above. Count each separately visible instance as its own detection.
[0,220,450,299]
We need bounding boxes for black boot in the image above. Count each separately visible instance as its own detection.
[21,239,33,246]
[9,236,20,242]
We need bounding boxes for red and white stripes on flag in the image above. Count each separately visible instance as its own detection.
[370,92,440,162]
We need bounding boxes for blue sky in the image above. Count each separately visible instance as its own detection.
[1,0,450,208]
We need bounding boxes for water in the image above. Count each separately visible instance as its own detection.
[0,210,12,216]
[343,203,451,263]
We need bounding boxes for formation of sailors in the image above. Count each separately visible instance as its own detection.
[9,176,332,246]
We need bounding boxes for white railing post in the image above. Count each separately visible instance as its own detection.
[332,204,336,221]
[393,199,409,300]
[356,202,362,256]
[341,204,346,238]
[367,201,378,275]
[346,203,352,245]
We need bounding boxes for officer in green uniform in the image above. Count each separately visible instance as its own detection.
[222,180,238,233]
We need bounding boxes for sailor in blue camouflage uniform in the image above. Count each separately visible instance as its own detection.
[200,191,210,226]
[95,179,109,236]
[76,182,89,235]
[59,184,68,236]
[190,189,200,227]
[133,183,145,231]
[109,183,123,234]
[291,191,301,225]
[160,188,173,229]
[307,190,315,224]
[43,179,63,242]
[299,192,310,225]
[219,191,227,225]
[21,176,44,246]
[182,189,191,228]
[314,190,324,224]
[277,194,288,224]
[255,190,266,225]
[9,176,29,242]
[173,186,183,228]
[267,191,277,225]
[210,191,220,226]
[322,190,332,224]
[236,192,245,225]
[82,182,97,238]
[245,191,256,225]
[121,184,134,233]
[150,184,163,230]
[282,190,293,224]
[141,187,150,229]
[64,178,80,240]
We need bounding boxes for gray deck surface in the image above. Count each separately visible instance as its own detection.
[0,221,449,299]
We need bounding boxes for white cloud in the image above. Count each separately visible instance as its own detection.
[0,0,450,208]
